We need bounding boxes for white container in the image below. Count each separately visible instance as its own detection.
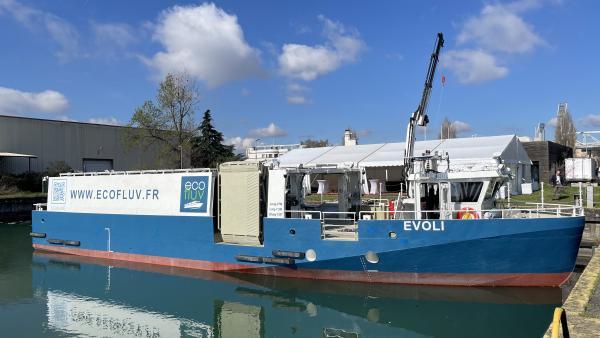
[565,158,598,182]
[521,183,533,195]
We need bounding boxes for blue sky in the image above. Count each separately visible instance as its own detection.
[0,0,599,150]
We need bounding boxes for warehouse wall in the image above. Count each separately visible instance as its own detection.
[0,115,185,174]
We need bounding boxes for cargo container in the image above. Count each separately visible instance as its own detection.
[565,158,598,182]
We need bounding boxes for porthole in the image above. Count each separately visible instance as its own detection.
[389,231,397,239]
[365,251,379,264]
[306,249,317,262]
[289,228,296,235]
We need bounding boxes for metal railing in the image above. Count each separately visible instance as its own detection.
[59,168,214,177]
[283,210,322,220]
[358,205,584,221]
[34,203,47,211]
[280,204,582,223]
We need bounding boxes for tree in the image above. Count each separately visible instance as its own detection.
[191,110,237,168]
[126,73,199,168]
[554,103,576,149]
[301,139,330,148]
[438,117,457,140]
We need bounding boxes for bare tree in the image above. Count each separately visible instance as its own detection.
[126,73,199,168]
[438,117,457,140]
[554,103,576,149]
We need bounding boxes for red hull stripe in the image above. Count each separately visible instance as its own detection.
[32,244,570,287]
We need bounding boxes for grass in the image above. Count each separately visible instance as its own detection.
[508,185,600,208]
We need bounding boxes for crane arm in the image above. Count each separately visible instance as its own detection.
[403,33,444,172]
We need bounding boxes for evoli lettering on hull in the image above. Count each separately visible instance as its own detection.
[404,220,445,231]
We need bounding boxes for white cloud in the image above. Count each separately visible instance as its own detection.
[504,0,546,13]
[451,120,472,133]
[385,53,404,62]
[287,96,308,104]
[548,116,558,127]
[444,0,550,85]
[55,115,76,122]
[457,3,544,54]
[443,49,508,84]
[146,3,262,88]
[88,117,121,125]
[0,86,69,114]
[580,115,600,129]
[278,15,364,81]
[357,129,372,137]
[286,83,309,104]
[225,136,255,152]
[0,0,79,61]
[92,22,136,54]
[249,122,288,138]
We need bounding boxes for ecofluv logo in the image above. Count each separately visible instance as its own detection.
[180,176,209,213]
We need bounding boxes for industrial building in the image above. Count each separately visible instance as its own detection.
[0,115,178,174]
[245,144,303,161]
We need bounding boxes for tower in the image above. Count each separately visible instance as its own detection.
[343,129,358,146]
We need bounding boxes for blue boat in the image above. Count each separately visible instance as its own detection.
[29,250,562,338]
[30,33,585,287]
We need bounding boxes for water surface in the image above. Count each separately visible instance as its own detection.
[1,222,560,337]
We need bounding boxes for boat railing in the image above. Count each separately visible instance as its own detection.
[59,168,214,177]
[358,205,584,220]
[284,210,322,220]
[281,204,582,222]
[34,203,47,211]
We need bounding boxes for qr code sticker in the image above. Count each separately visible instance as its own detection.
[51,179,66,204]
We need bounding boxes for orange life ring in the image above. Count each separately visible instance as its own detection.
[457,207,479,220]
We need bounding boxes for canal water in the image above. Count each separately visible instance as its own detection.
[1,222,560,338]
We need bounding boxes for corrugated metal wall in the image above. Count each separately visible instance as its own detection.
[0,115,185,174]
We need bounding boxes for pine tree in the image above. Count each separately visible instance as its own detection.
[191,110,236,168]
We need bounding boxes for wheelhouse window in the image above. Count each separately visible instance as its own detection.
[485,180,501,199]
[451,182,483,202]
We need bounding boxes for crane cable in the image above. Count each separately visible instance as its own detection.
[427,73,446,140]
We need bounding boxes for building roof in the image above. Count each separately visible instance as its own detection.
[277,135,531,169]
[0,152,37,158]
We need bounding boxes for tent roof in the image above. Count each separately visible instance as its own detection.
[277,135,531,168]
[276,146,334,167]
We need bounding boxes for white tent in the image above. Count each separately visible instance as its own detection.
[277,135,532,194]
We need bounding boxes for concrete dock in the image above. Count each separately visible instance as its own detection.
[544,252,600,337]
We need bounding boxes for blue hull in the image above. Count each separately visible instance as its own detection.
[31,211,585,286]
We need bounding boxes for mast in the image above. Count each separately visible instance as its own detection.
[403,33,444,174]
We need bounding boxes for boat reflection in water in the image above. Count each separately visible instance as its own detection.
[32,252,561,338]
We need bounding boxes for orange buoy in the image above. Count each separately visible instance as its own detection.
[457,207,479,220]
